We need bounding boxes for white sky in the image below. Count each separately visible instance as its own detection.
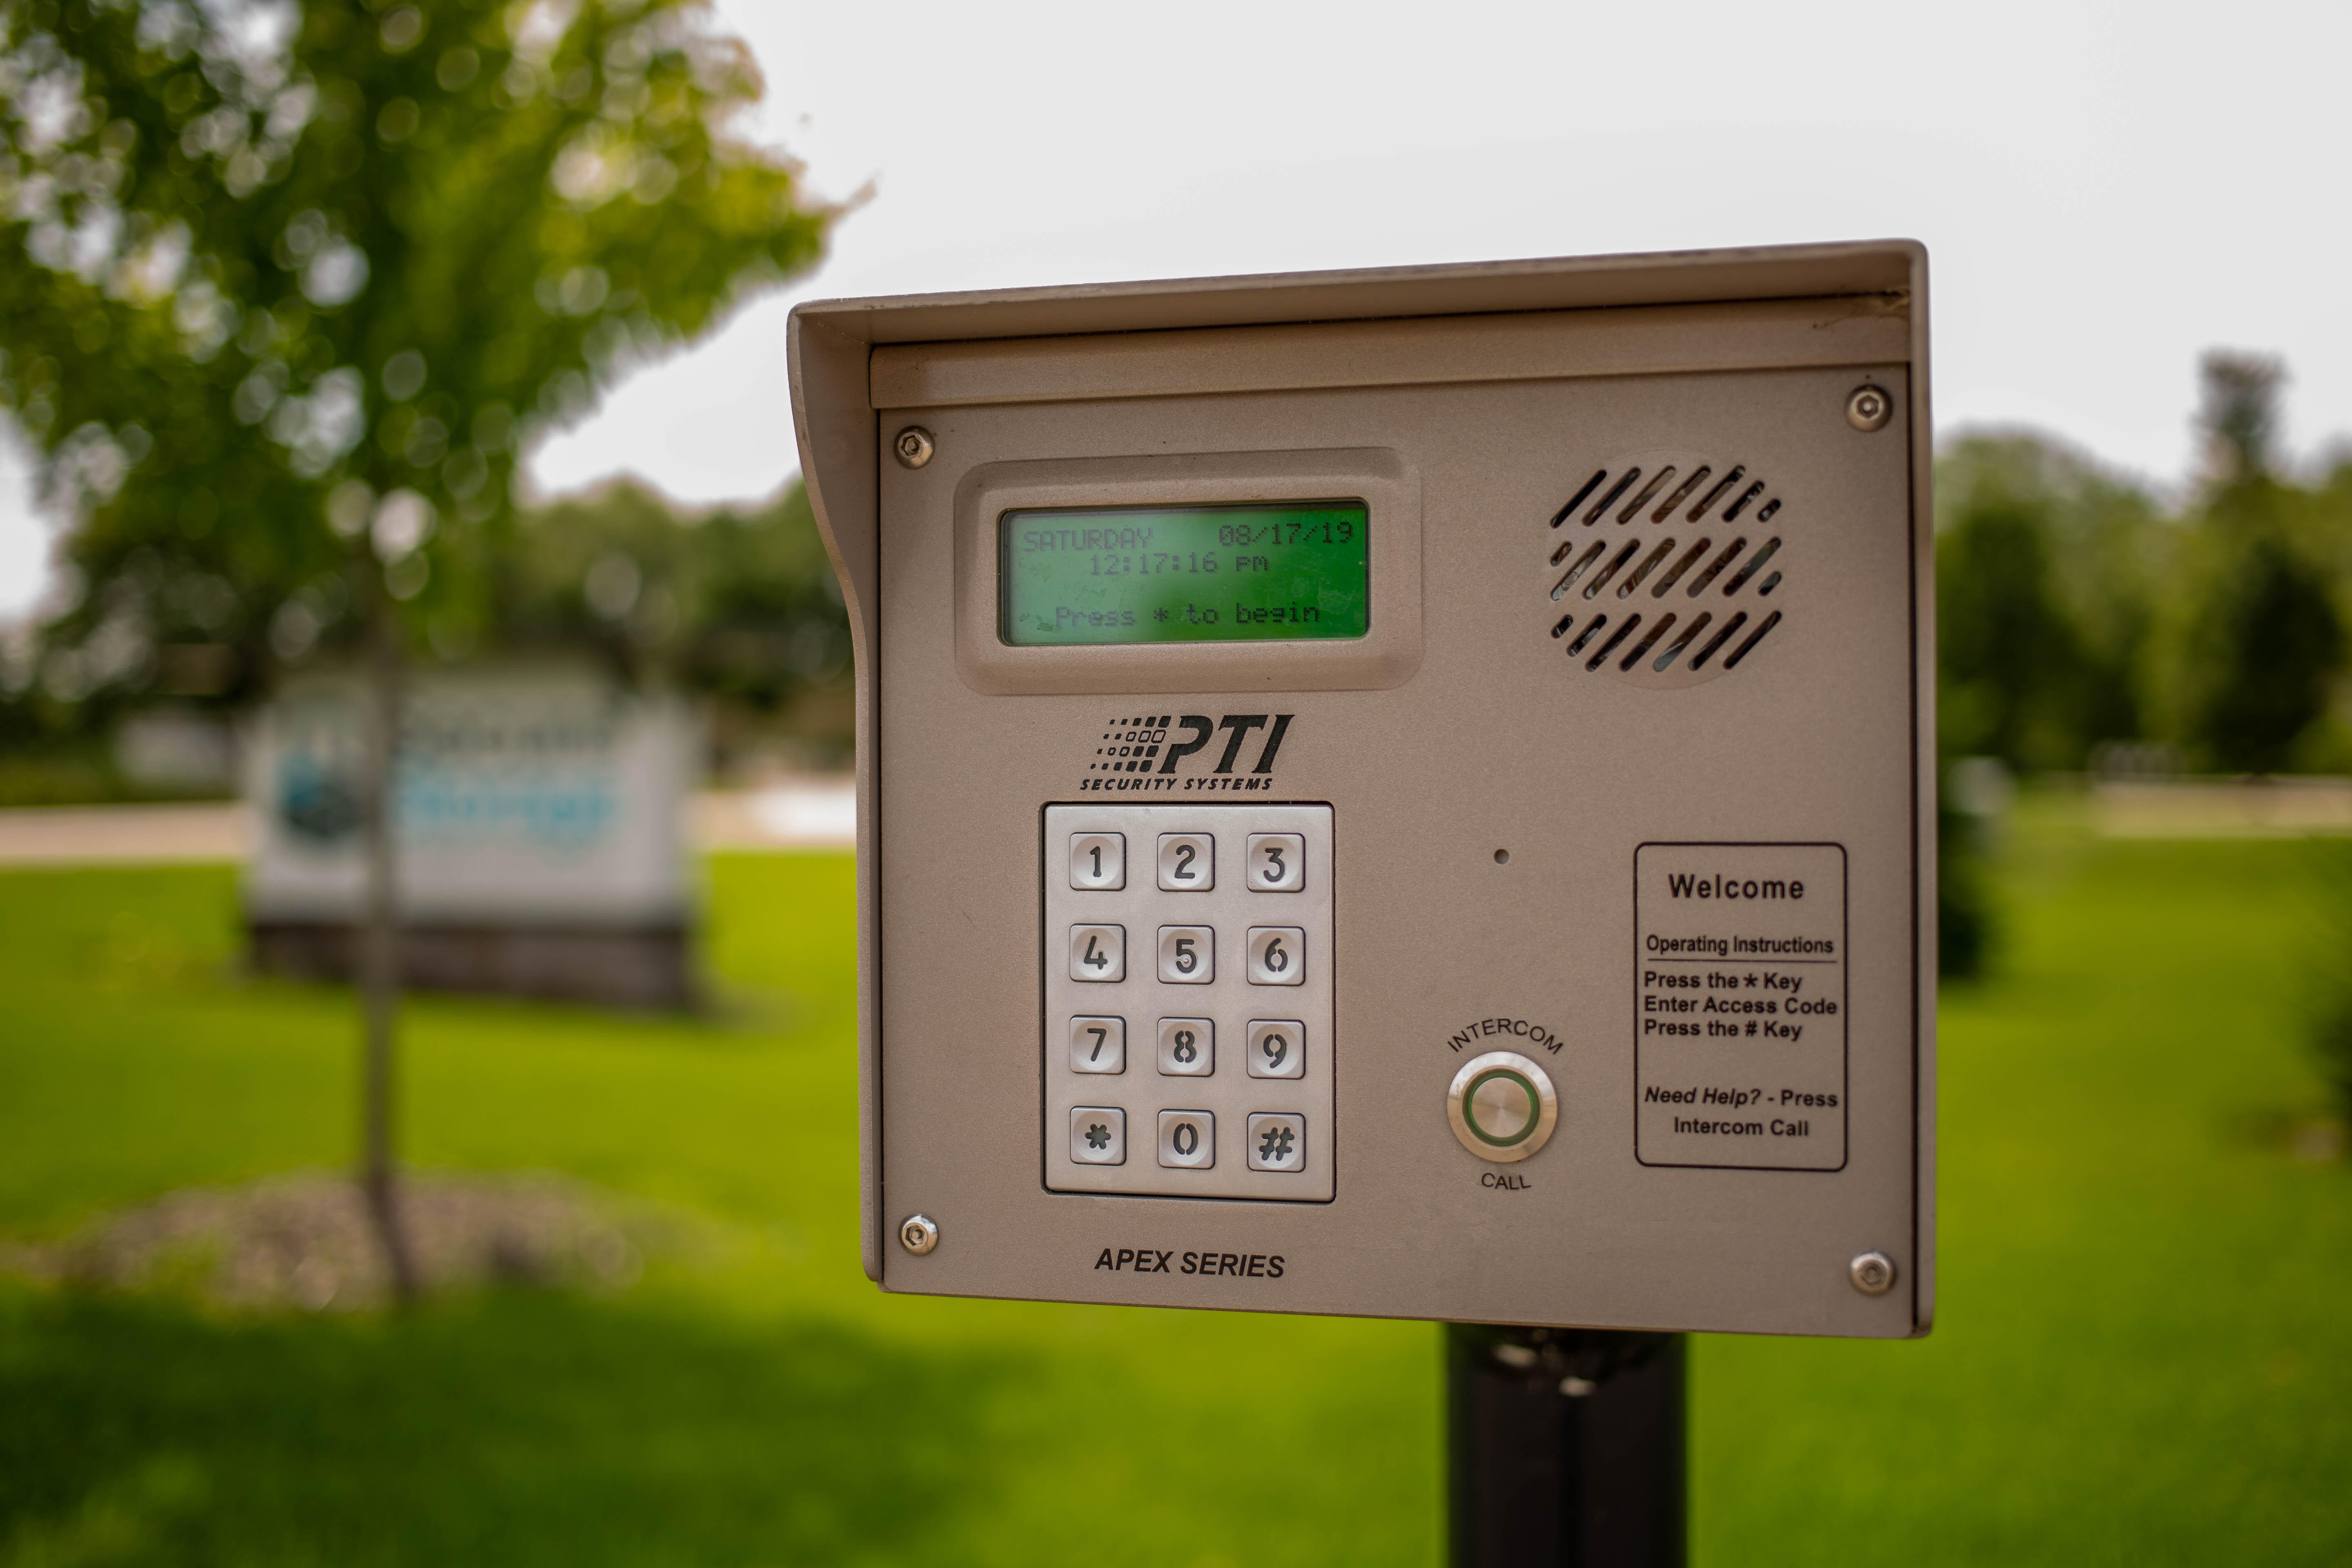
[5,0,2350,619]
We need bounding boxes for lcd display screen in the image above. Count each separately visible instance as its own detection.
[1000,502,1370,646]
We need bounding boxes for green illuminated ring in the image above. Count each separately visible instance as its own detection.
[1463,1067,1541,1147]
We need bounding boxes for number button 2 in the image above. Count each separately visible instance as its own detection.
[1070,1015,1125,1074]
[1157,833,1214,891]
[1156,1017,1214,1076]
[1069,833,1125,890]
[1070,924,1126,982]
[1246,1019,1305,1079]
[1158,925,1215,984]
[1246,927,1305,986]
[1246,833,1305,893]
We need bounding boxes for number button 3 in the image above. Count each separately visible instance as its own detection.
[1246,927,1305,985]
[1070,1016,1125,1074]
[1156,1017,1214,1076]
[1069,833,1125,891]
[1158,925,1214,984]
[1246,833,1305,892]
[1157,833,1214,891]
[1246,1020,1305,1078]
[1070,924,1126,982]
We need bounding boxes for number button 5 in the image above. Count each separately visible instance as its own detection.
[1070,924,1126,982]
[1157,833,1214,891]
[1158,925,1214,984]
[1246,833,1304,892]
[1246,927,1305,985]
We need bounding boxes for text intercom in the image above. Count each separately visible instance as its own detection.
[788,241,1936,1336]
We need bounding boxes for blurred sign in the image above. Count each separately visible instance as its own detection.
[245,664,694,929]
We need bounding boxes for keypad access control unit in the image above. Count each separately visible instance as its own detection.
[789,242,1936,1337]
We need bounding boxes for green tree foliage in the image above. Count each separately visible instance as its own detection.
[0,0,831,688]
[2169,354,2347,773]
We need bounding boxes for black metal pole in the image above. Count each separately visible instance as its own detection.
[1446,1326,1686,1568]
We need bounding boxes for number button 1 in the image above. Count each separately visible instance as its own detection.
[1246,927,1305,985]
[1246,1019,1305,1078]
[1157,833,1214,891]
[1246,833,1305,892]
[1070,1015,1125,1074]
[1070,924,1126,982]
[1070,833,1125,890]
[1158,925,1214,984]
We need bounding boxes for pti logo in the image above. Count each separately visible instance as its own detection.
[1085,714,1294,791]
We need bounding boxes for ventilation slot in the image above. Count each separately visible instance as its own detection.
[1688,612,1747,671]
[1653,468,1710,522]
[1617,468,1675,523]
[1550,612,1576,639]
[1651,539,1713,597]
[1757,571,1782,596]
[1654,612,1712,672]
[1584,469,1642,524]
[1722,481,1767,521]
[1618,539,1679,598]
[1565,616,1609,656]
[1722,610,1782,669]
[1720,537,1782,596]
[1584,539,1642,599]
[1755,497,1782,525]
[1685,537,1746,596]
[1586,615,1641,670]
[1551,541,1607,599]
[1550,471,1608,528]
[1620,614,1676,671]
[1687,466,1744,521]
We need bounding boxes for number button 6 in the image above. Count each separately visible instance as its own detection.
[1246,833,1304,892]
[1246,927,1305,986]
[1158,925,1215,984]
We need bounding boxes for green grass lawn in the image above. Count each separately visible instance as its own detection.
[1,802,2347,1565]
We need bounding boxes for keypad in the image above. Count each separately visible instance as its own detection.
[1044,804,1334,1201]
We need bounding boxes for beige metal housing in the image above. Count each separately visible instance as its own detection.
[789,241,1936,1336]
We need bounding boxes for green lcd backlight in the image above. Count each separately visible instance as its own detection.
[1000,502,1370,646]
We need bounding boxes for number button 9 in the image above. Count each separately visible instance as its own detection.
[1246,833,1305,893]
[1157,833,1214,891]
[1246,1019,1305,1079]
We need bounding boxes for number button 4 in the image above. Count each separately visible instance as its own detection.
[1070,1015,1125,1074]
[1246,833,1305,892]
[1246,927,1305,985]
[1069,833,1125,891]
[1156,1017,1214,1076]
[1246,1019,1305,1078]
[1157,833,1214,891]
[1158,925,1215,984]
[1070,924,1126,982]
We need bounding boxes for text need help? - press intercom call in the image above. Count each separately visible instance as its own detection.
[788,242,1936,1338]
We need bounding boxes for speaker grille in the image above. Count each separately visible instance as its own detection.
[1541,450,1787,687]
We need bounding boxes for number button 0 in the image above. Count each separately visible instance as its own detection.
[1070,833,1125,890]
[1156,1017,1214,1076]
[1158,925,1215,984]
[1246,1019,1305,1079]
[1246,927,1305,986]
[1158,1110,1215,1169]
[1157,833,1215,891]
[1246,833,1305,893]
[1070,924,1126,982]
[1070,1015,1125,1074]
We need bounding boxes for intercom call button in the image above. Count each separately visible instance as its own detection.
[1158,925,1215,984]
[1070,833,1125,890]
[1158,1111,1215,1169]
[1246,927,1306,985]
[1070,1016,1125,1074]
[1157,833,1215,891]
[1246,834,1305,892]
[1246,1114,1306,1172]
[1157,1017,1214,1076]
[1071,1107,1126,1165]
[1070,924,1126,982]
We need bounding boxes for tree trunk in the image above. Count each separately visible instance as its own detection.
[360,586,421,1304]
